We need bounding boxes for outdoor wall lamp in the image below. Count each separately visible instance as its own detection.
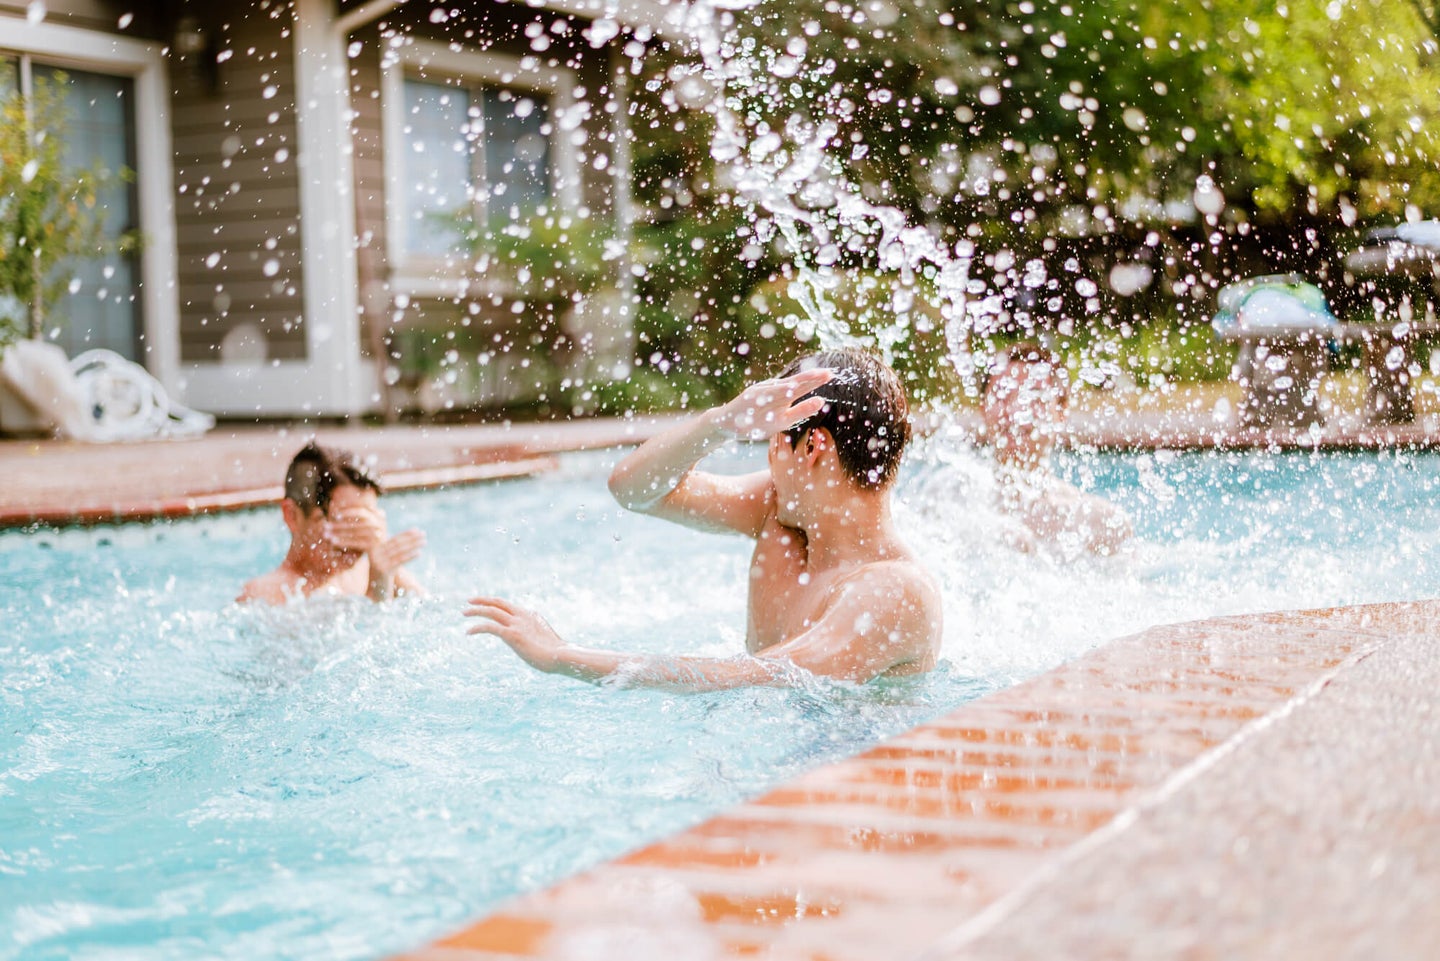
[173,15,220,95]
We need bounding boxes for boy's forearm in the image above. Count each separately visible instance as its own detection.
[551,645,786,691]
[607,409,729,510]
[547,646,623,683]
[367,569,396,602]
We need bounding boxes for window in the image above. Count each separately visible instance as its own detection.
[384,43,579,284]
[0,55,140,359]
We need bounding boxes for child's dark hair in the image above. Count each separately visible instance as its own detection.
[284,442,380,514]
[780,348,911,490]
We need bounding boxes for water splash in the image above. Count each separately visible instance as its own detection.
[674,0,975,382]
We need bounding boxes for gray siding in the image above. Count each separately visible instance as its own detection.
[0,0,163,37]
[171,2,306,363]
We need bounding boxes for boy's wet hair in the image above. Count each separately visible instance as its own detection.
[284,442,381,514]
[780,347,911,490]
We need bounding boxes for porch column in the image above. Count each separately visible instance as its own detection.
[292,0,369,414]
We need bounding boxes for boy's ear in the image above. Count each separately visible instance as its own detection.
[281,498,305,531]
[805,427,833,465]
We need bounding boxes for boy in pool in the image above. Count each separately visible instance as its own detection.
[238,442,425,604]
[465,348,943,689]
[982,342,1131,555]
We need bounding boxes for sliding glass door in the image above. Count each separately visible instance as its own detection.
[1,55,140,360]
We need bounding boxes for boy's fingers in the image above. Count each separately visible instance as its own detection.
[789,396,827,419]
[779,368,833,394]
[466,597,520,616]
[483,596,519,613]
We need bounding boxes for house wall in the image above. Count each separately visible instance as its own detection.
[169,0,307,365]
[0,0,161,36]
[4,0,645,416]
[346,4,628,410]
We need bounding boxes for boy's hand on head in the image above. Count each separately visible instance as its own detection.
[324,507,387,553]
[369,528,425,575]
[713,367,833,439]
[325,508,422,574]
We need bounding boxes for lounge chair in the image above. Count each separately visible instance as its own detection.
[0,340,214,441]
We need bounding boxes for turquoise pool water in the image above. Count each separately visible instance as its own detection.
[4,446,1440,960]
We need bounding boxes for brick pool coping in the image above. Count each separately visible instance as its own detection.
[394,601,1436,960]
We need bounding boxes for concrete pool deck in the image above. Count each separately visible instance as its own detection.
[4,405,1440,958]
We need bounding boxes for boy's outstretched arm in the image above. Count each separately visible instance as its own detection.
[464,572,939,690]
[464,597,786,689]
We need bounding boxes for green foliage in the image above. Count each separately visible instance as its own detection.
[613,0,1439,413]
[629,209,800,401]
[0,73,135,348]
[1413,0,1440,36]
[714,0,1440,233]
[1077,319,1237,385]
[583,364,718,416]
[449,209,614,305]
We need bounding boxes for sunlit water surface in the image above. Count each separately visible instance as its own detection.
[4,445,1439,960]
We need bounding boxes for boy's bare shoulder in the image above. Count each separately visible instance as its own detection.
[849,554,938,593]
[827,556,943,664]
[237,569,296,605]
[833,556,943,629]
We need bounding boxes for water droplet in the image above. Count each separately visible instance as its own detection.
[586,18,619,49]
[1193,175,1226,217]
[771,56,800,79]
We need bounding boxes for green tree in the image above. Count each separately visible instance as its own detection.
[728,0,1440,231]
[623,0,1440,395]
[1410,0,1439,37]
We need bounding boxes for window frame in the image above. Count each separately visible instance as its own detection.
[380,40,582,299]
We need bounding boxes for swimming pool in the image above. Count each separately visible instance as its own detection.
[3,445,1439,960]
